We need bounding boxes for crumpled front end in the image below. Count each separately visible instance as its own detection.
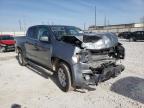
[76,32,119,50]
[71,33,125,87]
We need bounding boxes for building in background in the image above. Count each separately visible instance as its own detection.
[89,23,144,34]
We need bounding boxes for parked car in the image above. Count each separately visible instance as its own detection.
[118,31,131,39]
[128,31,144,42]
[16,25,125,92]
[0,35,16,52]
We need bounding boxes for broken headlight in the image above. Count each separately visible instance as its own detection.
[72,54,81,63]
[72,51,89,63]
[80,51,89,63]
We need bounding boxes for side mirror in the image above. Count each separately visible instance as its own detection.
[40,36,49,42]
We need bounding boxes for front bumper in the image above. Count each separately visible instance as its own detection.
[2,45,15,51]
[89,64,125,85]
[71,62,125,87]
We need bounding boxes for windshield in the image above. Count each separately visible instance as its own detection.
[51,26,84,37]
[0,36,14,40]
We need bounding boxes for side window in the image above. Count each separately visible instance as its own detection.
[38,27,50,40]
[27,27,38,39]
[69,29,77,35]
[137,32,141,35]
[51,27,66,36]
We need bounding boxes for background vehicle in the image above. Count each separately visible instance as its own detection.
[0,35,16,52]
[118,31,131,39]
[128,31,144,42]
[16,25,125,92]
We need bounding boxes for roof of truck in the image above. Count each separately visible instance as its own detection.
[30,25,76,28]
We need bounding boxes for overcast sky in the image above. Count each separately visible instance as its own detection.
[0,0,144,31]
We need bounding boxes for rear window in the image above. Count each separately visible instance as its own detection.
[0,36,14,40]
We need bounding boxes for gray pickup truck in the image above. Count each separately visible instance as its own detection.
[16,25,125,92]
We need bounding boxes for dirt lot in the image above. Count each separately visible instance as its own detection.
[0,40,144,108]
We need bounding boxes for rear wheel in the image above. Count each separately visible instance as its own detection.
[57,62,74,92]
[129,37,133,42]
[129,37,136,42]
[18,49,27,66]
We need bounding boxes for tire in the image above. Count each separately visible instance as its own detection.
[129,37,136,42]
[0,46,5,53]
[57,62,74,92]
[18,49,27,66]
[129,37,134,42]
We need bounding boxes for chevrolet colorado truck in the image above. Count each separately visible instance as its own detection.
[16,25,125,92]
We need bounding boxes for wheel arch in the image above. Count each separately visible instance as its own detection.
[51,56,74,86]
[16,46,27,59]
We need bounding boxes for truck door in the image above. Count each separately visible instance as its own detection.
[25,27,39,61]
[137,31,141,40]
[141,31,144,40]
[35,27,52,68]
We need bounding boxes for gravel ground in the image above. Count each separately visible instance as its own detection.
[0,40,144,108]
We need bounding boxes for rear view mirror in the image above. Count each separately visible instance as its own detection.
[40,36,49,42]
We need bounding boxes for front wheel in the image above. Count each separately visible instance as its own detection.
[57,62,74,92]
[0,46,5,53]
[18,49,27,66]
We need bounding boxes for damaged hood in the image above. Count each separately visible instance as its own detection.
[60,32,118,50]
[75,32,118,50]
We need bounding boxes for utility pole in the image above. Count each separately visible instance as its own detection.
[84,23,86,31]
[18,20,22,31]
[107,18,109,26]
[140,16,144,30]
[104,16,107,28]
[142,16,144,31]
[107,18,109,32]
[95,6,97,30]
[23,19,27,32]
